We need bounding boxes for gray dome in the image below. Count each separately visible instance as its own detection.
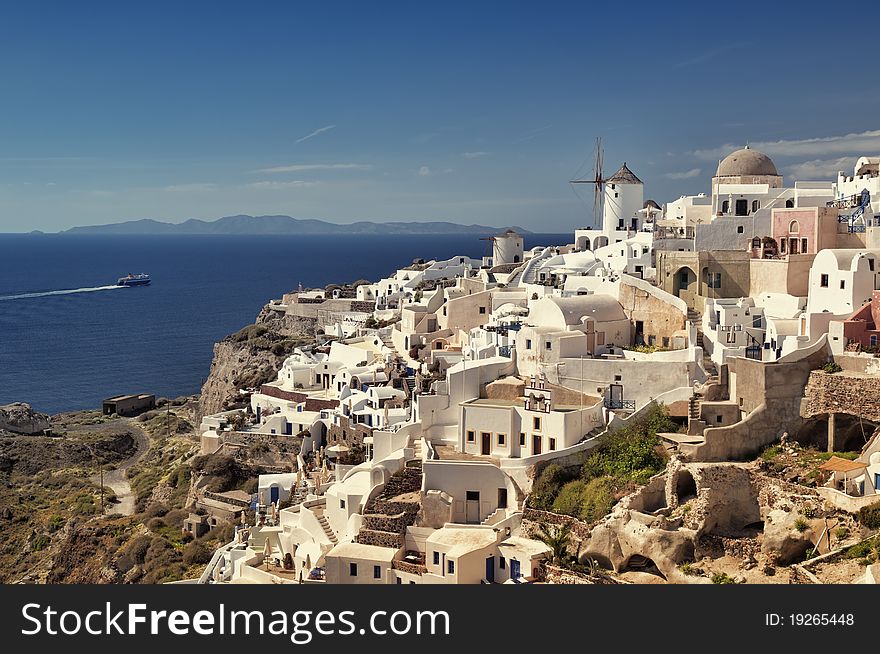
[715,146,778,177]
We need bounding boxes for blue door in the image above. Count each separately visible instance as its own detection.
[876,473,880,492]
[510,559,521,580]
[485,556,495,583]
[270,486,280,505]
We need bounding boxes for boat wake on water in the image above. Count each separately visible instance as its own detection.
[0,284,125,301]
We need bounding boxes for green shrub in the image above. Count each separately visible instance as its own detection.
[835,527,850,540]
[760,445,781,462]
[857,504,880,529]
[31,534,51,552]
[821,362,842,374]
[794,517,809,533]
[711,572,738,584]
[529,463,577,510]
[182,541,212,566]
[47,514,65,533]
[844,537,877,560]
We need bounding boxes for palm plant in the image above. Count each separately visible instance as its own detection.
[535,522,572,565]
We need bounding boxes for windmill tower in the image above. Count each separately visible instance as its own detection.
[571,138,645,250]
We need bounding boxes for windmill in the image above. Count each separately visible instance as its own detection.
[569,137,606,228]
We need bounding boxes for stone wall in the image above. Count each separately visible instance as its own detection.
[685,342,830,461]
[618,279,687,348]
[327,415,371,447]
[801,370,880,422]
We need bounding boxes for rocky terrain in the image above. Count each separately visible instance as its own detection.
[198,300,315,418]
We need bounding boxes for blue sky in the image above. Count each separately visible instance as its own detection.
[0,0,878,232]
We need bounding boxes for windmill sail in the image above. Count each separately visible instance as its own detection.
[570,137,605,227]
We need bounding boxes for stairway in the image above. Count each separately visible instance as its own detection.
[316,513,338,544]
[403,376,417,397]
[413,437,424,461]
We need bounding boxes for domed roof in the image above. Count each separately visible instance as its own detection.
[715,146,778,177]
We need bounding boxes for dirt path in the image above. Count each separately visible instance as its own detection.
[91,425,150,516]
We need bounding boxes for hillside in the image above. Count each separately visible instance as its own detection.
[62,215,532,236]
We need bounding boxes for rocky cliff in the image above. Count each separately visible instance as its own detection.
[197,302,316,418]
[0,403,50,435]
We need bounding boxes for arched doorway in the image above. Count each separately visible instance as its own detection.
[671,266,697,298]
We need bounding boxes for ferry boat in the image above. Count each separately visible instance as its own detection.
[117,273,151,287]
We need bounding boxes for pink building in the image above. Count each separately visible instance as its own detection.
[839,290,880,350]
[770,207,838,256]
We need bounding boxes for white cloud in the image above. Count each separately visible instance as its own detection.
[786,157,857,180]
[664,168,702,180]
[252,163,373,174]
[163,183,217,192]
[418,166,431,177]
[692,130,880,160]
[295,124,336,144]
[245,180,319,190]
[463,151,490,159]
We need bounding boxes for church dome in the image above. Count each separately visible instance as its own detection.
[715,146,778,177]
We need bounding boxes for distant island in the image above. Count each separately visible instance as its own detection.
[60,215,532,236]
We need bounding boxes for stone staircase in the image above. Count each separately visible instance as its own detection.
[481,507,505,526]
[354,465,423,549]
[413,437,424,461]
[316,512,338,544]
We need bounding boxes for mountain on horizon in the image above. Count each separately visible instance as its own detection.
[60,215,533,236]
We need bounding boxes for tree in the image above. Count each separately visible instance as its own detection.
[534,522,572,565]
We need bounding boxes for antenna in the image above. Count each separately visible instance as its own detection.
[569,137,606,228]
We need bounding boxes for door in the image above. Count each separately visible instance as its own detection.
[485,556,495,583]
[481,432,491,455]
[270,486,280,505]
[498,487,508,509]
[532,434,542,455]
[510,559,521,580]
[466,491,480,524]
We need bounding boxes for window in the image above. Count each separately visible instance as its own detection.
[447,560,455,574]
[872,335,878,346]
[478,306,486,314]
[785,199,794,208]
[396,578,402,584]
[840,280,846,290]
[617,219,624,229]
[721,200,730,213]
[679,270,689,285]
[707,272,722,289]
[350,563,358,576]
[870,259,876,272]
[433,551,440,565]
[801,238,807,253]
[734,199,746,215]
[497,433,506,446]
[340,499,346,509]
[716,415,723,423]
[737,225,744,234]
[549,438,556,451]
[780,239,786,254]
[467,430,475,442]
[519,433,526,446]
[545,341,552,350]
[499,557,506,569]
[525,339,532,350]
[820,274,829,288]
[374,565,381,579]
[614,374,622,382]
[752,199,760,212]
[533,416,541,430]
[662,337,669,348]
[789,220,800,234]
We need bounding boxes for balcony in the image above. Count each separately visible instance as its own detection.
[604,398,636,411]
